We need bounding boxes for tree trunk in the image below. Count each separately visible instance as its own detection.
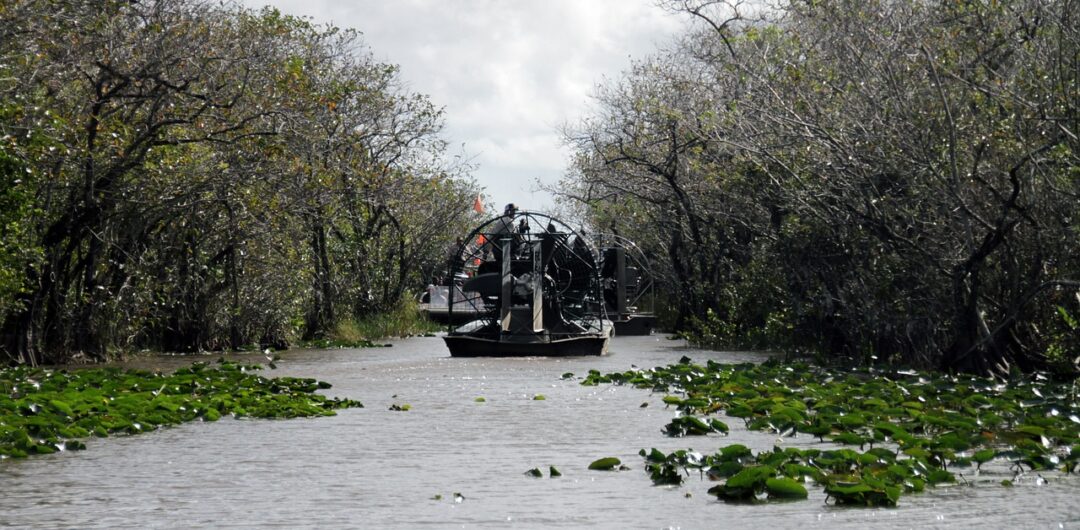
[942,272,1009,375]
[304,212,335,340]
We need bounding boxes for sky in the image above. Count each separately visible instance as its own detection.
[238,0,687,212]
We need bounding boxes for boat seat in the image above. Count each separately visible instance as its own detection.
[462,272,501,297]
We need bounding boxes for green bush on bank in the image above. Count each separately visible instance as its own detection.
[0,361,362,459]
[295,296,440,349]
[337,296,441,342]
[678,302,1079,377]
[678,306,795,353]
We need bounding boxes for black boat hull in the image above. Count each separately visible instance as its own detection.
[444,334,610,357]
[612,313,656,336]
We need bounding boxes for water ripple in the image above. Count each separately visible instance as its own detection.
[1,336,1076,528]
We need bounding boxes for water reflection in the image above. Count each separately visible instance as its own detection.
[2,336,1077,528]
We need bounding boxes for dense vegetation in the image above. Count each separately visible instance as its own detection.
[3,0,1076,376]
[559,0,1079,374]
[0,360,362,458]
[0,0,480,366]
[584,357,1080,505]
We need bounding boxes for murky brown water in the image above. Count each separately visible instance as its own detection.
[2,335,1078,528]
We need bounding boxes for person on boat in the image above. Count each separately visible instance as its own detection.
[498,203,518,233]
[476,204,520,273]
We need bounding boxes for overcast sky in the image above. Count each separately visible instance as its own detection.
[238,0,686,212]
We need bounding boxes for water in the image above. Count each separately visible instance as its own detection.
[2,336,1078,529]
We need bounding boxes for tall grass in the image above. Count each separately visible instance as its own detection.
[332,296,440,343]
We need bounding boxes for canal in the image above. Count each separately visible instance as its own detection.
[1,336,1077,528]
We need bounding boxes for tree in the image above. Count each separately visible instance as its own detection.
[561,0,1080,374]
[0,1,481,364]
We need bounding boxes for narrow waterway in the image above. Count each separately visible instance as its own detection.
[1,336,1077,528]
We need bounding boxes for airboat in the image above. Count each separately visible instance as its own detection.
[597,233,657,336]
[442,210,613,357]
[418,283,482,325]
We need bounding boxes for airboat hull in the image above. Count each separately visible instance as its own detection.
[444,333,611,357]
[612,313,657,336]
[419,305,481,325]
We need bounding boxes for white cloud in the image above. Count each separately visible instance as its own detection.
[239,0,686,211]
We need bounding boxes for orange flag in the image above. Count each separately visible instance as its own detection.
[472,194,484,213]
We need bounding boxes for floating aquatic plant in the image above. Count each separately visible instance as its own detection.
[1,360,362,459]
[588,457,622,470]
[524,466,562,478]
[584,357,1080,505]
[663,415,728,437]
[640,448,694,485]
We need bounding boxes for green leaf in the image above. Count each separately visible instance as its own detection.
[726,465,774,489]
[588,457,622,470]
[765,477,808,498]
[973,449,996,464]
[48,400,74,416]
[681,416,712,434]
[710,418,730,434]
[720,444,752,460]
[884,485,901,504]
[710,460,745,478]
[641,447,667,462]
[831,432,868,447]
[926,468,955,485]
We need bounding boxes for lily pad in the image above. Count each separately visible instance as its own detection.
[715,465,775,500]
[581,358,1080,508]
[765,477,808,499]
[588,457,622,470]
[0,363,362,459]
